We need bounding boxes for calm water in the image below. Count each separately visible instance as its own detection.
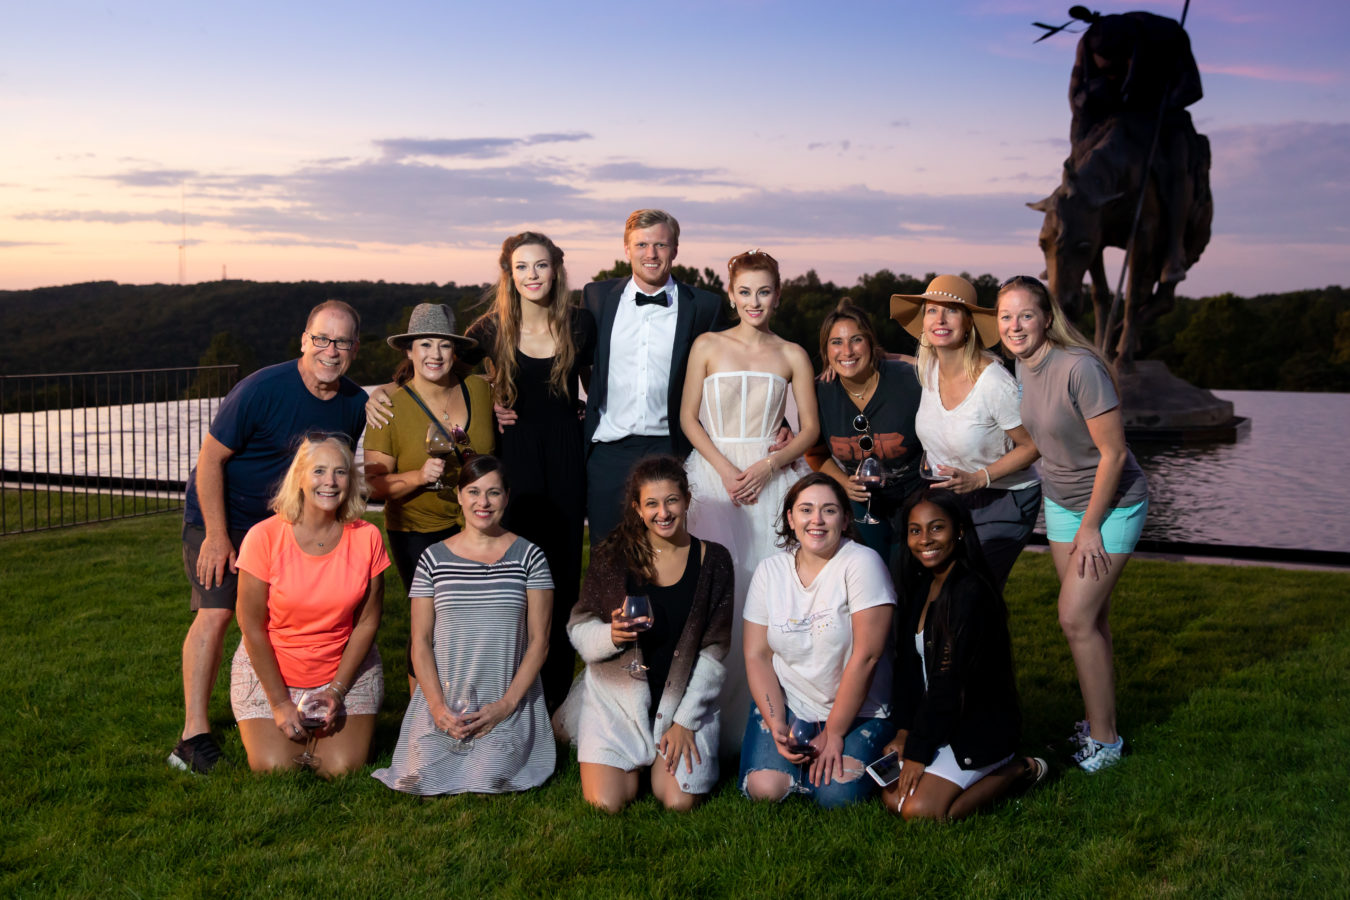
[1130,391,1350,552]
[4,390,1347,553]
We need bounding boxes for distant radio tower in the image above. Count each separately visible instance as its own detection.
[177,184,187,284]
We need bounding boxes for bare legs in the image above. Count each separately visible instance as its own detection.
[237,714,376,778]
[1050,542,1132,744]
[580,762,705,813]
[881,757,1040,821]
[180,607,234,740]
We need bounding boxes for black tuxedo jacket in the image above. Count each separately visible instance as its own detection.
[581,277,724,457]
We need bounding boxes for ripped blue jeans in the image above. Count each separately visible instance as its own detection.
[738,703,897,809]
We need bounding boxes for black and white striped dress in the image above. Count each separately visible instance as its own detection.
[373,537,554,795]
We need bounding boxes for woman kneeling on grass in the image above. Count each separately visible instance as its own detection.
[741,472,896,809]
[881,489,1046,820]
[557,455,734,812]
[233,435,388,777]
[373,455,555,795]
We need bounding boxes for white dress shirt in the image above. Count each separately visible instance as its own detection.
[592,277,678,443]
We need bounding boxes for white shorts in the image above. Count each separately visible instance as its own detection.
[230,643,383,720]
[909,744,1014,790]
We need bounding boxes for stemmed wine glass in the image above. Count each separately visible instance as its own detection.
[425,424,454,490]
[919,452,950,483]
[441,681,479,752]
[293,689,332,770]
[620,594,653,675]
[786,712,820,758]
[856,456,884,524]
[447,424,475,462]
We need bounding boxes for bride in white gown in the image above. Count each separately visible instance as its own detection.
[679,250,820,756]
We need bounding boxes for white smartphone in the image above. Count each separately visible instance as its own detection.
[866,750,902,787]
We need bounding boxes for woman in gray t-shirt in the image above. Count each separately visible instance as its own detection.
[996,276,1148,776]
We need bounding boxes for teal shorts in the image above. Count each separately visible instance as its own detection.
[1043,498,1148,553]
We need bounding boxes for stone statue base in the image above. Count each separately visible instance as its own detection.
[1118,360,1249,442]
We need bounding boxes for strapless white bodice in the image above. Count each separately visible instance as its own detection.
[698,370,789,444]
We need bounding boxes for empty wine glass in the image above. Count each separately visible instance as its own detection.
[620,594,653,675]
[425,424,454,490]
[919,452,951,483]
[856,456,884,524]
[441,682,479,752]
[293,689,332,770]
[786,713,820,758]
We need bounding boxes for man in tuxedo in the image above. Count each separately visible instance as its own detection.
[581,209,724,545]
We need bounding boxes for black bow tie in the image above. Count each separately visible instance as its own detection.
[634,290,667,307]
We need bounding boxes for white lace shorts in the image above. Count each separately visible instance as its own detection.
[230,643,383,720]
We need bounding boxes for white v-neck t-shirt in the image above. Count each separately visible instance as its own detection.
[743,539,895,722]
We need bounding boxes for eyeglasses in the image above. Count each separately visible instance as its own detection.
[306,332,357,351]
[852,413,874,454]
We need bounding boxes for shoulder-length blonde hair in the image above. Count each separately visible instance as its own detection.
[477,232,574,408]
[269,435,368,524]
[915,302,998,390]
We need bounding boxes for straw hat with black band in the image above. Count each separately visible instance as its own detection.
[889,275,1000,348]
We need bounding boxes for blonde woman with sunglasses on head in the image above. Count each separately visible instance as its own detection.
[232,435,388,777]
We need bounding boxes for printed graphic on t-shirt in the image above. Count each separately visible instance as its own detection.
[775,609,834,636]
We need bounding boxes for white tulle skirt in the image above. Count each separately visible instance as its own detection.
[685,439,807,756]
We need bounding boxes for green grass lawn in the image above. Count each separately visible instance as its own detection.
[1,513,1347,897]
[2,487,179,535]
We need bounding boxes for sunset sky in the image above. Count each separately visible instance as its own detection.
[3,0,1346,296]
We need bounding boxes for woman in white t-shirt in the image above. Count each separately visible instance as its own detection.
[890,275,1041,589]
[740,472,896,808]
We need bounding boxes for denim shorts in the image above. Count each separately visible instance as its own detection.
[1043,497,1148,553]
[738,703,897,809]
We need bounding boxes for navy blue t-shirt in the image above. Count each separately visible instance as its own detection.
[183,360,367,532]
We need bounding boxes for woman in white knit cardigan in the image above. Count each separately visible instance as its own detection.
[556,455,734,812]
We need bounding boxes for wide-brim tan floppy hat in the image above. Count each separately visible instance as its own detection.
[890,275,1000,348]
[386,303,478,351]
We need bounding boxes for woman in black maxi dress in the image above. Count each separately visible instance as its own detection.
[464,232,596,713]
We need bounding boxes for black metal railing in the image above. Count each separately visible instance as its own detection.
[1,366,238,535]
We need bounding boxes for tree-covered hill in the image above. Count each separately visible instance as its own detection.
[2,275,1346,391]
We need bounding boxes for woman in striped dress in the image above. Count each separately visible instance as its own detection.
[373,455,555,795]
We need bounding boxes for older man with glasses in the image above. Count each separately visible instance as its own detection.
[169,300,368,775]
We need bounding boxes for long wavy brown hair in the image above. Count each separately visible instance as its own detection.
[477,232,574,408]
[598,455,690,585]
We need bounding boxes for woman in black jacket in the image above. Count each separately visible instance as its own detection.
[881,488,1045,820]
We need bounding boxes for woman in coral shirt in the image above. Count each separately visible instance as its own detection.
[232,435,389,776]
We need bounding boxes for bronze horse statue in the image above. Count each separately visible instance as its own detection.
[1029,116,1211,369]
[1032,8,1213,370]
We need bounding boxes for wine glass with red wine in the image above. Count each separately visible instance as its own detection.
[292,689,332,769]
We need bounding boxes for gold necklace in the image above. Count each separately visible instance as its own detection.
[845,370,876,400]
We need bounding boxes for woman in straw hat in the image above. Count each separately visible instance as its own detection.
[890,275,1041,589]
[364,303,495,688]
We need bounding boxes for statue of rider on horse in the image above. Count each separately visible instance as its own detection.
[1030,6,1213,369]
